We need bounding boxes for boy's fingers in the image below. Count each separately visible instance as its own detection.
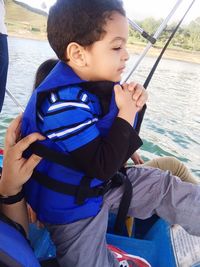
[121,82,137,92]
[121,83,128,91]
[136,91,148,107]
[132,84,144,101]
[127,82,137,92]
[114,84,122,90]
[114,84,122,95]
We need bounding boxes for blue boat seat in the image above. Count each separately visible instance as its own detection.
[107,219,176,267]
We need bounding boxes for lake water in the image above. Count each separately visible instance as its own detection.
[0,37,200,177]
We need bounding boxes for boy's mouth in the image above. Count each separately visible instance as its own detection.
[118,66,126,73]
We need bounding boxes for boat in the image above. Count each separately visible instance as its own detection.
[1,149,200,267]
[1,151,200,267]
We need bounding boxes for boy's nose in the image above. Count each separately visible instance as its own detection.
[123,48,130,61]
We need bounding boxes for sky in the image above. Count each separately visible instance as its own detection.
[123,0,200,24]
[16,0,200,24]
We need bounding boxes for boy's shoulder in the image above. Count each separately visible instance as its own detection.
[38,84,97,116]
[57,85,89,103]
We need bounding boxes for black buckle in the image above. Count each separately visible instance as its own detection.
[91,180,112,196]
[76,173,125,205]
[76,176,92,205]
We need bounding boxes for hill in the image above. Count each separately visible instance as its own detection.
[3,0,200,63]
[4,0,47,40]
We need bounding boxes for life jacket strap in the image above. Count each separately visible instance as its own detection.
[27,142,80,171]
[113,176,133,235]
[28,143,133,233]
[31,170,124,203]
[76,173,124,205]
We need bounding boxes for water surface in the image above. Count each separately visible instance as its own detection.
[0,37,199,177]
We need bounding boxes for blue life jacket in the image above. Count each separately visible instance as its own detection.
[22,61,122,224]
[0,213,40,267]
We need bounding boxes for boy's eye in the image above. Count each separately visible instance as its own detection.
[112,47,122,51]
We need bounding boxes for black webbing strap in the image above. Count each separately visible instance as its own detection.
[32,170,123,202]
[29,142,80,171]
[40,258,60,267]
[113,176,133,235]
[76,176,93,205]
[32,170,90,196]
[29,143,132,234]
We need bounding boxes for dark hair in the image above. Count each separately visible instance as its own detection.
[34,59,59,89]
[47,0,125,61]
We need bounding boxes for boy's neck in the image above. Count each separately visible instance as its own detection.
[66,61,90,81]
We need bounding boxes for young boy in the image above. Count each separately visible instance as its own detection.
[22,1,200,266]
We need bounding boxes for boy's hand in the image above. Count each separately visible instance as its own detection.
[114,82,148,125]
[114,83,136,112]
[131,151,144,165]
[126,82,148,109]
[114,83,138,125]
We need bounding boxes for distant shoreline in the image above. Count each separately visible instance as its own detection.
[127,44,200,65]
[8,32,200,65]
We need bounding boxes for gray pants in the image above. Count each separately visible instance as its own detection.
[47,166,200,267]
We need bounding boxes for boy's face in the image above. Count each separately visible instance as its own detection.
[85,12,129,82]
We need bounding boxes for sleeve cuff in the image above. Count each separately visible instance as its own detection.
[112,117,143,153]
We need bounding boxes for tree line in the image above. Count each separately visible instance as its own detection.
[129,17,200,51]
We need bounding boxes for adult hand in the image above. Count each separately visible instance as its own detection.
[0,114,45,196]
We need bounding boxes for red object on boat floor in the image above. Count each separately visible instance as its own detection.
[0,149,4,155]
[107,244,151,267]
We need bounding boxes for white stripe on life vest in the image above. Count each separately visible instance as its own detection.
[47,118,98,139]
[51,93,57,103]
[48,102,90,112]
[37,111,44,121]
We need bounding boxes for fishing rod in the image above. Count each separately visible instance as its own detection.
[4,0,193,112]
[127,18,156,45]
[6,88,24,112]
[135,0,197,133]
[4,14,159,113]
[144,0,196,89]
[122,0,184,84]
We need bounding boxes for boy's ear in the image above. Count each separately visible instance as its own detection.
[65,42,86,67]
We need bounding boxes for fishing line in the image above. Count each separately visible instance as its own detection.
[6,88,24,112]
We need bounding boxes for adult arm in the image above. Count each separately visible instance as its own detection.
[0,115,44,234]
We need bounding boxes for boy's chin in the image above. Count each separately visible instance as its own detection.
[105,75,121,83]
[90,77,120,83]
[111,77,121,83]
